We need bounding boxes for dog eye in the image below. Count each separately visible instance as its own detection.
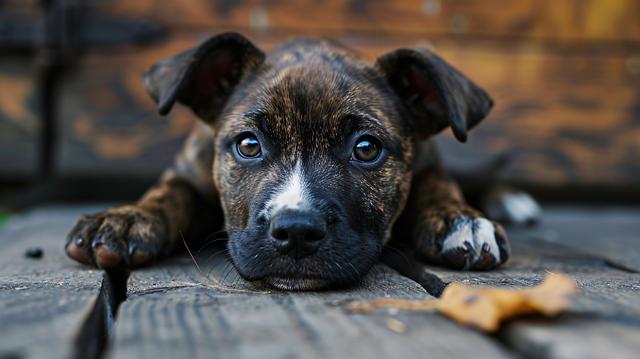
[352,136,381,162]
[236,135,262,158]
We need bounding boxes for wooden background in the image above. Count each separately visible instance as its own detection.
[1,0,639,195]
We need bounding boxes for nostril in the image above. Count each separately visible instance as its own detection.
[271,227,289,241]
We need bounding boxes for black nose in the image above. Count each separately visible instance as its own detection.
[270,210,326,259]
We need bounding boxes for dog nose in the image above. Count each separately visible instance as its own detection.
[270,210,326,258]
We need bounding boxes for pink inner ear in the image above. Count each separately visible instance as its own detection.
[408,66,445,117]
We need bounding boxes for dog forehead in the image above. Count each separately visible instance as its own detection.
[265,38,363,67]
[218,39,404,147]
[258,39,390,104]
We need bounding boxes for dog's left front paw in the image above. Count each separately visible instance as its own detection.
[414,210,510,270]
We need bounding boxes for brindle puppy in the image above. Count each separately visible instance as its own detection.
[66,33,510,290]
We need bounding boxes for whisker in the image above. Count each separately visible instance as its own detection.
[334,251,360,284]
[221,261,237,285]
[200,247,230,266]
[196,232,229,253]
[229,267,244,288]
[204,249,231,277]
[180,231,203,275]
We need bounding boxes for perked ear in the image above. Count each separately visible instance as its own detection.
[376,48,493,142]
[143,32,265,122]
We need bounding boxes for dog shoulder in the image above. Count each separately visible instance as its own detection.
[163,122,217,199]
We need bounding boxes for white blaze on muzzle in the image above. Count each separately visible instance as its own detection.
[263,161,309,217]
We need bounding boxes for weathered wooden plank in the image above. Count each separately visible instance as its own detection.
[537,207,640,272]
[502,317,640,359]
[331,36,640,188]
[423,208,640,359]
[101,0,640,43]
[0,0,42,50]
[55,36,202,177]
[108,247,515,358]
[0,206,105,359]
[1,204,637,358]
[57,33,640,189]
[0,58,40,179]
[0,1,41,179]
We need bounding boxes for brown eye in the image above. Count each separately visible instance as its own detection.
[353,136,381,162]
[237,135,262,158]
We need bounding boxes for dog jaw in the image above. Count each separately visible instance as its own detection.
[263,276,332,291]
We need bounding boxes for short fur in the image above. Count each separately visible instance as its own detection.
[66,33,509,290]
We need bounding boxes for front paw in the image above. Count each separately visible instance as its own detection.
[415,212,509,270]
[65,206,168,269]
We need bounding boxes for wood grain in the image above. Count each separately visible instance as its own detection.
[107,247,514,358]
[426,210,640,359]
[101,0,640,43]
[0,206,105,358]
[0,204,638,358]
[527,207,640,272]
[56,39,200,177]
[0,60,39,179]
[57,33,640,187]
[108,205,640,358]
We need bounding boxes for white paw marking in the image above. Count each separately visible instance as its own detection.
[502,192,541,223]
[442,217,500,264]
[264,161,309,216]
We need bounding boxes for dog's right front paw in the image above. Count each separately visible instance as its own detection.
[65,206,168,269]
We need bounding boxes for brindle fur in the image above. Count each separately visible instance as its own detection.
[66,33,509,287]
[392,158,509,270]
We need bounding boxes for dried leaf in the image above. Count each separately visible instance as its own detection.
[348,272,578,332]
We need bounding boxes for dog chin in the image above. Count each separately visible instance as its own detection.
[264,276,332,291]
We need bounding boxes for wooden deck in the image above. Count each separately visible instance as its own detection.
[1,205,639,359]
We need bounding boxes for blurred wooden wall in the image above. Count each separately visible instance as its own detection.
[1,0,639,195]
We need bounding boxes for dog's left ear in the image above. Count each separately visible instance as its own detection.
[376,48,493,142]
[144,32,265,122]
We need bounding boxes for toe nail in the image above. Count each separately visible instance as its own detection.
[75,237,85,246]
[462,242,471,253]
[91,237,105,249]
[482,243,490,253]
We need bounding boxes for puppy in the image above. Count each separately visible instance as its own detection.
[65,33,509,290]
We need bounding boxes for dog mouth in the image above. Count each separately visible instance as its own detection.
[263,276,332,291]
[227,229,382,291]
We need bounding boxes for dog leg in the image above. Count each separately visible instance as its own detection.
[65,124,222,268]
[397,168,510,270]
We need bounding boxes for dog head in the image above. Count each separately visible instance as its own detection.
[144,33,493,290]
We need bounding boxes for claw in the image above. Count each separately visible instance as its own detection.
[481,242,490,253]
[75,237,86,246]
[416,214,510,271]
[65,208,165,269]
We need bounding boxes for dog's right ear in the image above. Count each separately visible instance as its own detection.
[144,32,265,122]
